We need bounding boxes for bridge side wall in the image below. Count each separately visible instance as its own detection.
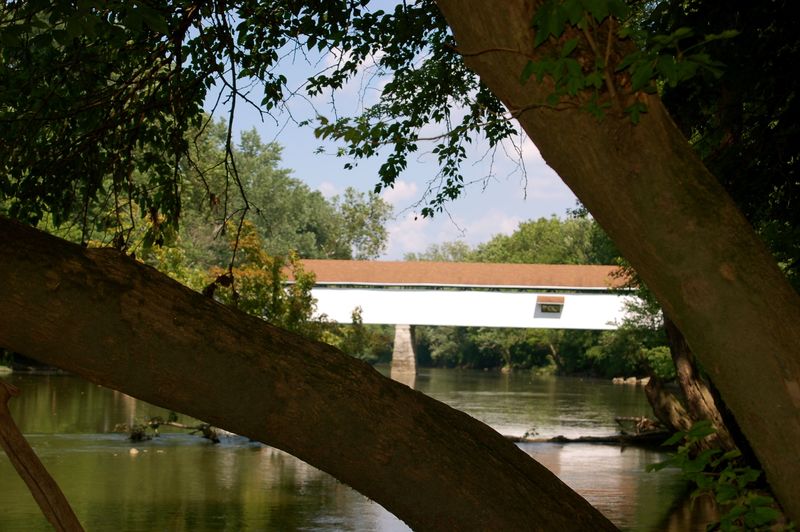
[311,288,630,329]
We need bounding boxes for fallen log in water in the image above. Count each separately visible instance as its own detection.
[505,430,672,448]
[505,416,673,448]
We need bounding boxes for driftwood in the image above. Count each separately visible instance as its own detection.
[114,417,224,443]
[505,417,672,448]
[506,431,672,447]
[0,382,84,531]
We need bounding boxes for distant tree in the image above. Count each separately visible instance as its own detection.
[472,216,617,265]
[404,240,473,262]
[180,123,392,266]
[328,188,393,260]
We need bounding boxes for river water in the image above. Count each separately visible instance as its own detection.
[0,369,709,531]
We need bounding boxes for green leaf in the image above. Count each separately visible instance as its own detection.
[561,38,579,58]
[625,101,648,124]
[532,0,569,46]
[714,483,738,503]
[686,421,716,440]
[662,430,687,447]
[607,0,629,19]
[745,506,781,528]
[631,62,654,91]
[563,0,585,25]
[521,61,537,84]
[139,7,169,35]
[705,29,740,41]
[646,459,673,472]
[580,0,609,22]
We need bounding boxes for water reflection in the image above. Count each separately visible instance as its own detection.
[1,370,709,530]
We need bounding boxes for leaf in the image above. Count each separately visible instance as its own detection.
[625,101,648,124]
[646,459,673,472]
[532,0,568,46]
[630,62,654,91]
[580,0,609,22]
[745,506,781,528]
[139,6,169,35]
[563,0,585,25]
[520,61,537,84]
[686,420,716,440]
[662,430,687,447]
[607,0,629,20]
[714,483,738,503]
[561,38,579,58]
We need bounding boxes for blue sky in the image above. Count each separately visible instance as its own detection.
[208,41,578,259]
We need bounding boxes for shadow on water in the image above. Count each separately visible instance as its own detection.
[1,369,716,530]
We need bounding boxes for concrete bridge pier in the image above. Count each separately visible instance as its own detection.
[390,324,416,386]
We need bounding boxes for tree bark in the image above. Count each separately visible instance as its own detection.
[664,317,736,451]
[0,217,616,531]
[435,0,800,519]
[644,376,692,434]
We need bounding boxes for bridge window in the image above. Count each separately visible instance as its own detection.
[537,295,564,314]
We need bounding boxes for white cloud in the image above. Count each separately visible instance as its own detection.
[467,210,522,241]
[381,179,419,206]
[383,212,432,259]
[317,181,339,198]
[382,208,524,260]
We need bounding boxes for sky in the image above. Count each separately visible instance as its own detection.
[207,40,579,260]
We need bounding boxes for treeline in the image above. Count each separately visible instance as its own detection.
[407,216,674,380]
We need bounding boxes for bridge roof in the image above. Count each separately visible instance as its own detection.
[297,260,625,290]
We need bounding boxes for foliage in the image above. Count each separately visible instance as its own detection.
[649,421,791,531]
[1,0,407,243]
[642,346,675,381]
[329,188,393,260]
[404,240,473,262]
[207,221,323,339]
[320,307,393,363]
[0,0,200,241]
[525,0,737,122]
[583,321,670,379]
[472,215,618,265]
[180,121,392,265]
[198,221,388,358]
[144,239,207,292]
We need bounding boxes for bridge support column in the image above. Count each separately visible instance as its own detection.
[390,324,416,386]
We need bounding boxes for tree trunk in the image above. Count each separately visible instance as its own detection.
[644,376,692,434]
[435,0,800,519]
[0,217,616,531]
[664,317,736,451]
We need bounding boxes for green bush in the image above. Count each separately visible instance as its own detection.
[649,421,791,530]
[643,346,676,381]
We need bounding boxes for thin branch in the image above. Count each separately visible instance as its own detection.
[581,24,619,109]
[447,44,536,61]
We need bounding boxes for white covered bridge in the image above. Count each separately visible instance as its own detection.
[293,260,632,375]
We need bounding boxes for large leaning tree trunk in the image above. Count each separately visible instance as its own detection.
[0,217,616,531]
[435,0,800,519]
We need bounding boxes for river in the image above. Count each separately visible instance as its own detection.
[0,368,710,531]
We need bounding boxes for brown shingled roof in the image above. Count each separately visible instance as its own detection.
[294,260,626,290]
